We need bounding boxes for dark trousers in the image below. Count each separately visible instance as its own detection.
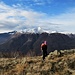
[43,49,47,60]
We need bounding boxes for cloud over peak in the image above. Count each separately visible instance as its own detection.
[0,1,51,32]
[0,1,75,33]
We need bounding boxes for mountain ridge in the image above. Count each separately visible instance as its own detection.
[0,32,75,57]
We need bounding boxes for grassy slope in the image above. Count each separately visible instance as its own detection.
[0,49,75,75]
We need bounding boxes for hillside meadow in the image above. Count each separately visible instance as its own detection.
[0,49,75,75]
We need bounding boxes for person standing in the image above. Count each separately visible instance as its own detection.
[41,41,47,60]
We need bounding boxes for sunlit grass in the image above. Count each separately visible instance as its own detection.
[0,49,75,75]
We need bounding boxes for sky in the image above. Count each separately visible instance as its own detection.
[0,0,75,33]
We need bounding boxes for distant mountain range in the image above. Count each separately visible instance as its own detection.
[0,31,75,56]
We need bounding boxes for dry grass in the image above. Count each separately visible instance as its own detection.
[0,49,75,75]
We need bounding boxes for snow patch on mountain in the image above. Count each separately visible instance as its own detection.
[21,27,52,33]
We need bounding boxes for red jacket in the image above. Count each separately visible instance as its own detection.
[41,43,47,50]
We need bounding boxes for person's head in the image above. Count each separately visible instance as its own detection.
[44,41,47,44]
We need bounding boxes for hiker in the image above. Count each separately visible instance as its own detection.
[41,41,47,60]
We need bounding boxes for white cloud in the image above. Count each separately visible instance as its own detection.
[32,0,52,5]
[48,8,75,33]
[18,0,52,6]
[0,2,49,32]
[0,1,75,33]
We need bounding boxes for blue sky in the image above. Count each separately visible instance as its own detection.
[0,0,75,33]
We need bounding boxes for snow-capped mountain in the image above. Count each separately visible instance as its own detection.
[21,27,52,33]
